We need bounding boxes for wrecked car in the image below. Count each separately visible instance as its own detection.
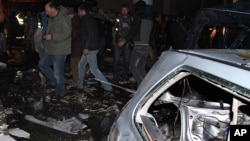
[108,49,250,141]
[108,2,250,141]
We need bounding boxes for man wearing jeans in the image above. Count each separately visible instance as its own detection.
[38,1,71,100]
[77,4,112,94]
[112,4,133,82]
[118,1,152,88]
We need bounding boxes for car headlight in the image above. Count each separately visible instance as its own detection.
[108,123,119,141]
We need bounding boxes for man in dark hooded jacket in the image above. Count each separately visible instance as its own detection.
[77,4,112,95]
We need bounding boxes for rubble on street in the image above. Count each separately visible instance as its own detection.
[0,50,136,141]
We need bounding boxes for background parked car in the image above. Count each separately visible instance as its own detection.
[185,2,250,49]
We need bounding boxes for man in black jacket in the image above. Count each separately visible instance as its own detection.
[68,10,82,90]
[118,0,152,88]
[77,4,112,94]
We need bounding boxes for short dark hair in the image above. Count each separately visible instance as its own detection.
[78,4,89,12]
[134,0,146,11]
[46,1,60,10]
[121,3,129,9]
[134,0,146,16]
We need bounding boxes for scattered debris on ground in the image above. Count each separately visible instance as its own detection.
[0,50,137,141]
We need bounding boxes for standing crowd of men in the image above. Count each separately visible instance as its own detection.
[39,0,183,100]
[36,0,158,100]
[1,0,182,100]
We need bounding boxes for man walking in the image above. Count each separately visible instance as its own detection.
[68,10,82,90]
[38,1,72,100]
[77,4,112,95]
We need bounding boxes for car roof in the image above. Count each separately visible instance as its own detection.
[178,49,250,70]
[136,49,250,101]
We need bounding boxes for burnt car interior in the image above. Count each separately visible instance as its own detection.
[134,71,250,141]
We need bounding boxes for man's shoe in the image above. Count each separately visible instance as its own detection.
[103,89,113,97]
[69,86,77,91]
[77,88,84,94]
[45,84,55,93]
[129,76,136,83]
[112,76,119,82]
[51,95,63,101]
[123,76,129,81]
